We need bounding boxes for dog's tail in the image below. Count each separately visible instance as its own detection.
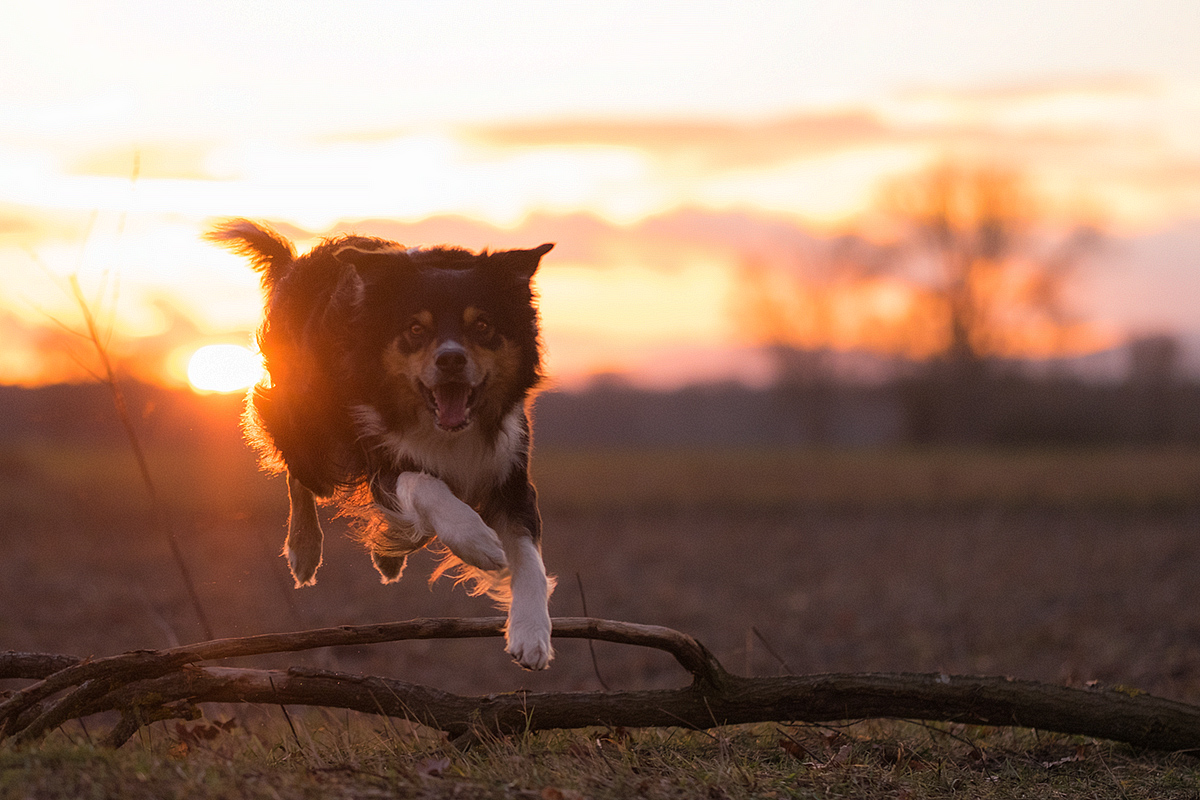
[205,219,296,288]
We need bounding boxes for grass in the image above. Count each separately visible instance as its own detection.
[8,440,1200,517]
[4,716,1200,799]
[6,436,1200,797]
[532,445,1200,511]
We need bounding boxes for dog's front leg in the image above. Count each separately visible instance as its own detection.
[394,473,507,571]
[499,525,554,670]
[285,475,323,587]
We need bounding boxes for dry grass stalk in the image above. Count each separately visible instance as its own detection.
[54,275,215,641]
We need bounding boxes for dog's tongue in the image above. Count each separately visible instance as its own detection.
[432,383,470,430]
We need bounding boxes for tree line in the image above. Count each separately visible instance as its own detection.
[732,161,1195,445]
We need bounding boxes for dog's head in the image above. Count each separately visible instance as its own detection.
[334,242,553,433]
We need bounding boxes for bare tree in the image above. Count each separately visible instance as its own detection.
[881,161,1099,369]
[882,162,1102,440]
[733,161,1102,443]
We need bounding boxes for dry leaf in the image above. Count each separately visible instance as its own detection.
[779,737,812,760]
[1041,748,1089,772]
[828,743,853,767]
[822,730,851,755]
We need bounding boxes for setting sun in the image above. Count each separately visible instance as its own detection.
[186,344,263,394]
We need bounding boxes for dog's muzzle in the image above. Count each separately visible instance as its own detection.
[422,342,482,432]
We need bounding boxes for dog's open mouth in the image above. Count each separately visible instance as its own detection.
[420,380,482,432]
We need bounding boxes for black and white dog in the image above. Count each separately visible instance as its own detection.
[208,220,555,669]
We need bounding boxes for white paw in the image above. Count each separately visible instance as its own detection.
[506,613,553,670]
[286,539,322,587]
[436,511,508,572]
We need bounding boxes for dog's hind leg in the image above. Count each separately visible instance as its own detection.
[367,525,433,583]
[285,475,324,587]
[498,526,554,670]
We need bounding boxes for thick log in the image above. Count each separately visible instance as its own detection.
[57,666,1200,753]
[5,618,1200,752]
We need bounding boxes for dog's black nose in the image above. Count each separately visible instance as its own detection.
[435,345,468,373]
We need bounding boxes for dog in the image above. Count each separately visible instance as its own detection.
[206,220,556,670]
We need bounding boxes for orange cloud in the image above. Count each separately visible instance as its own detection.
[448,77,1197,230]
[894,74,1160,105]
[470,111,895,172]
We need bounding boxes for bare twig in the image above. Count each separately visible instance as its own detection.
[270,675,304,751]
[751,626,796,675]
[575,573,610,691]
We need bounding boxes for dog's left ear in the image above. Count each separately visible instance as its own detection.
[492,243,554,282]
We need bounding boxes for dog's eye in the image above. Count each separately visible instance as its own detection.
[408,322,427,339]
[473,318,492,337]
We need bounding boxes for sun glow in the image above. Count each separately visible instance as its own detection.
[186,344,263,393]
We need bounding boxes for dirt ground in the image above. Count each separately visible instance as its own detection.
[3,441,1200,706]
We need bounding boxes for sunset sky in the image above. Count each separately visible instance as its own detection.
[2,1,1199,390]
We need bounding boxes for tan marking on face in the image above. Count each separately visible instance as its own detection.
[463,306,485,327]
[380,310,434,378]
[382,339,419,379]
[381,337,429,430]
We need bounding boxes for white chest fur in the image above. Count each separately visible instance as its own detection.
[352,404,525,501]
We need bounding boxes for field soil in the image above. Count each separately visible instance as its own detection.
[3,437,1199,705]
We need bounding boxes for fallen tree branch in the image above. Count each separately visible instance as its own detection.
[58,665,1200,753]
[0,617,720,742]
[0,652,81,679]
[4,617,1200,752]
